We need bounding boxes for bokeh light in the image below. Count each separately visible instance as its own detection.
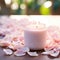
[0,0,60,15]
[44,1,52,8]
[4,0,11,5]
[11,3,19,10]
[20,4,26,10]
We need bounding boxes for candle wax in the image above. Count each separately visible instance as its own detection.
[24,23,47,50]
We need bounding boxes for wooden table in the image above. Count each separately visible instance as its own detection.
[0,47,60,60]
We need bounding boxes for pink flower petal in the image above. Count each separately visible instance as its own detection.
[49,50,59,57]
[27,52,38,56]
[0,40,10,47]
[15,47,29,54]
[3,49,13,55]
[14,50,26,56]
[19,47,30,52]
[42,48,60,57]
[41,51,49,55]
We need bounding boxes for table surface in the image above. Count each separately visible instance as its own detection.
[0,47,60,60]
[0,15,60,60]
[10,15,60,27]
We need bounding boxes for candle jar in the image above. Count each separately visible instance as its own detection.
[24,23,47,50]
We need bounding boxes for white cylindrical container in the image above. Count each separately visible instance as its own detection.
[24,23,47,50]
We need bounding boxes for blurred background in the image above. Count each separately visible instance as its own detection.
[0,0,60,15]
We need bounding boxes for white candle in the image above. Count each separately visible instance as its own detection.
[24,22,47,50]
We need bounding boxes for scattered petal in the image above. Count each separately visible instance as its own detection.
[49,50,59,57]
[0,33,5,39]
[41,51,49,55]
[0,40,10,47]
[8,41,21,50]
[27,52,38,56]
[20,47,30,52]
[3,49,13,55]
[47,26,60,42]
[42,49,59,57]
[14,50,26,56]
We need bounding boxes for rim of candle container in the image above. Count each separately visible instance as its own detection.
[23,24,47,32]
[24,28,47,32]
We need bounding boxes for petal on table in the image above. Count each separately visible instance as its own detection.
[14,50,26,56]
[3,49,13,55]
[27,52,38,56]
